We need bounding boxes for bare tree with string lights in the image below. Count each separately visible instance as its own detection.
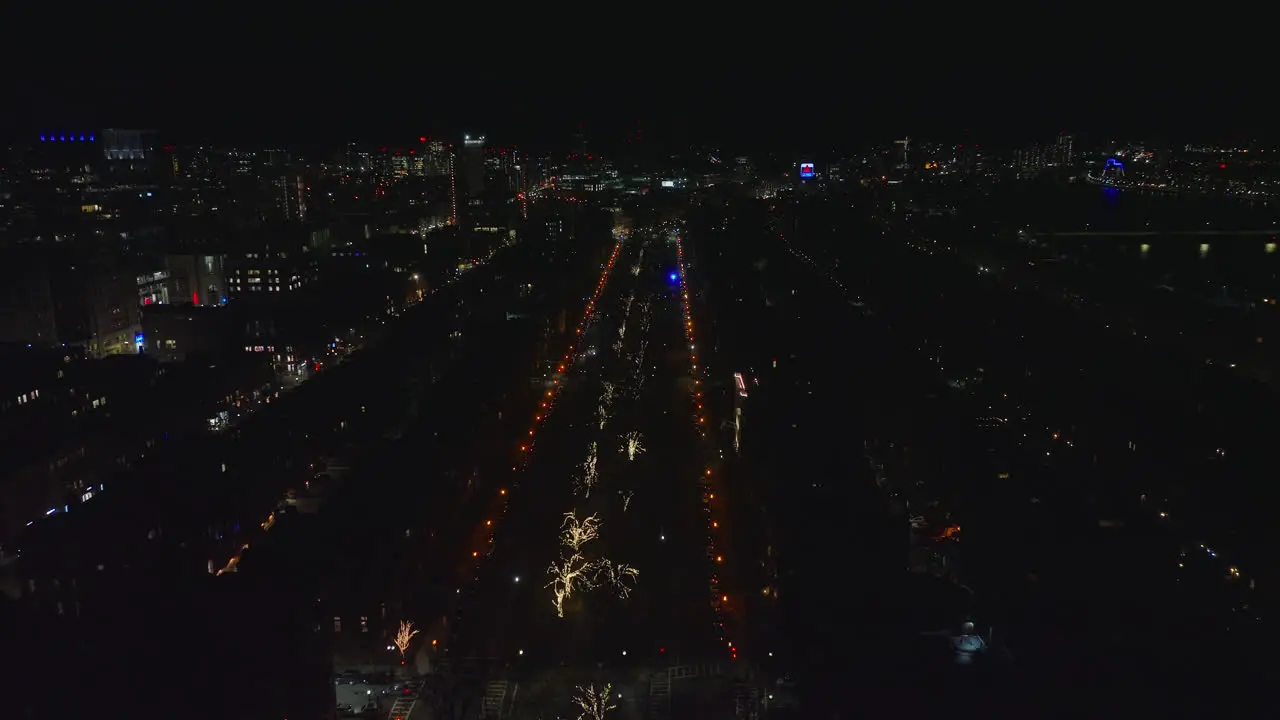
[392,620,420,659]
[597,560,640,598]
[597,381,616,429]
[546,552,598,618]
[572,683,617,720]
[621,431,645,461]
[560,511,601,552]
[575,441,599,497]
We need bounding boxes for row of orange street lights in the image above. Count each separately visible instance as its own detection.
[450,239,626,622]
[674,233,738,661]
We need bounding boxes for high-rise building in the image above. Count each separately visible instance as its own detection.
[272,175,307,222]
[462,134,486,197]
[425,140,447,176]
[1056,133,1075,165]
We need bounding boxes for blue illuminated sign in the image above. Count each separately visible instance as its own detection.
[135,333,144,345]
[799,162,815,178]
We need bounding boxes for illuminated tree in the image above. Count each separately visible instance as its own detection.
[560,511,601,552]
[572,683,617,720]
[621,431,645,461]
[633,340,648,374]
[576,442,599,497]
[618,489,633,512]
[598,382,616,429]
[546,552,598,618]
[617,321,626,340]
[611,339,624,354]
[598,560,640,599]
[392,620,420,659]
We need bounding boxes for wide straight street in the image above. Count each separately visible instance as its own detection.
[445,225,741,717]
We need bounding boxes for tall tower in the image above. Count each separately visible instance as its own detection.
[462,134,486,197]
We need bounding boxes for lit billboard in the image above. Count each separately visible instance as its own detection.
[799,162,815,178]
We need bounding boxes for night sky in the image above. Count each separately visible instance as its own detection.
[2,15,1267,151]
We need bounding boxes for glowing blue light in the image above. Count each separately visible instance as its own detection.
[146,191,153,197]
[79,134,85,141]
[89,134,95,142]
[59,134,66,142]
[669,272,678,282]
[135,333,144,344]
[40,134,46,142]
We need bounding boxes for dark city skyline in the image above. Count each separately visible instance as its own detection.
[0,15,1276,720]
